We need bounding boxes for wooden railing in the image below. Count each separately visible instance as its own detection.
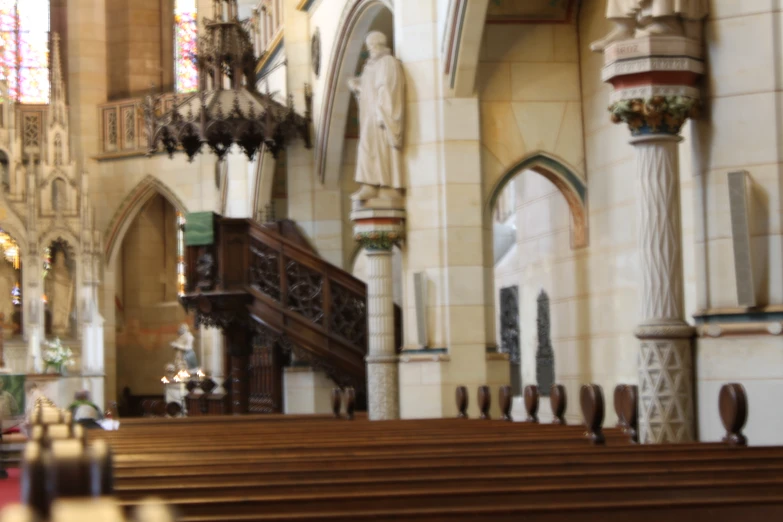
[96,94,177,159]
[249,0,283,58]
[183,217,395,394]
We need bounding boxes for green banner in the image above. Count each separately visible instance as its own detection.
[184,212,214,246]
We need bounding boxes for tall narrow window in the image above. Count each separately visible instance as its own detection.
[176,212,186,296]
[0,0,51,104]
[174,0,198,93]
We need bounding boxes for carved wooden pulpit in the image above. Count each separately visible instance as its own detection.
[180,213,380,415]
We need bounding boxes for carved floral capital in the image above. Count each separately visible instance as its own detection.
[354,230,402,252]
[609,96,699,136]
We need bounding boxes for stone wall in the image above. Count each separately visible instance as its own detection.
[690,3,783,444]
[115,194,188,396]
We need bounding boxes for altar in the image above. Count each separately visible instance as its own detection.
[26,373,105,413]
[0,371,103,431]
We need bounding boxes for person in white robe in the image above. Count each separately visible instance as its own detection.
[348,31,405,201]
[591,0,709,52]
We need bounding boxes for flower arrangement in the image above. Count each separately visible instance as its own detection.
[42,338,75,374]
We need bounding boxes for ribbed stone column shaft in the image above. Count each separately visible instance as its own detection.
[365,249,399,420]
[366,250,395,358]
[632,134,694,444]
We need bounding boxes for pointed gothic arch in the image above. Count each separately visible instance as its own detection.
[38,228,79,258]
[0,205,28,254]
[104,176,188,266]
[487,152,588,249]
[49,175,68,212]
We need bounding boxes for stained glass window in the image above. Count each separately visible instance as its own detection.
[0,0,50,104]
[175,0,198,93]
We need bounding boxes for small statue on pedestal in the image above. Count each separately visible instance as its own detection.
[169,323,198,373]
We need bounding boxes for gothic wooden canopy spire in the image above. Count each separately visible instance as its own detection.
[144,0,312,162]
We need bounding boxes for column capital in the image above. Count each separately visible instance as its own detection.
[351,200,406,252]
[601,35,704,137]
[610,96,699,137]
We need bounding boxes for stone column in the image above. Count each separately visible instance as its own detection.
[351,203,405,420]
[631,132,695,443]
[601,37,705,443]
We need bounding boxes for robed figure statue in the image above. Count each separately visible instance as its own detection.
[348,31,405,202]
[47,250,74,337]
[170,323,198,372]
[591,0,709,52]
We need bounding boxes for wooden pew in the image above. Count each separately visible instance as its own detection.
[20,410,113,518]
[80,382,783,522]
[1,498,175,522]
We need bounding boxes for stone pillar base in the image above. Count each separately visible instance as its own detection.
[366,355,399,420]
[637,322,695,443]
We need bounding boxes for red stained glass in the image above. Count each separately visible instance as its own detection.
[0,0,50,104]
[175,0,198,93]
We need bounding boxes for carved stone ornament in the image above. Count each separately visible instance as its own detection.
[590,0,709,52]
[354,230,401,252]
[311,28,321,77]
[535,290,555,397]
[499,286,520,365]
[609,96,699,136]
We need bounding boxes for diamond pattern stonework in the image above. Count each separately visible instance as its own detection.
[638,339,694,443]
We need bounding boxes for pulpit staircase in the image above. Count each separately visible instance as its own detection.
[181,215,400,414]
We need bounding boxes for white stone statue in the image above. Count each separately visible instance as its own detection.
[0,261,15,331]
[591,0,709,52]
[47,250,74,337]
[170,323,198,372]
[348,31,405,202]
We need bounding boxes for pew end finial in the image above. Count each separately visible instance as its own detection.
[550,384,567,425]
[455,386,468,418]
[499,385,513,421]
[613,385,627,430]
[580,384,606,445]
[613,384,639,444]
[720,383,748,447]
[620,384,639,443]
[331,388,342,418]
[344,387,356,420]
[523,385,539,423]
[478,386,491,420]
